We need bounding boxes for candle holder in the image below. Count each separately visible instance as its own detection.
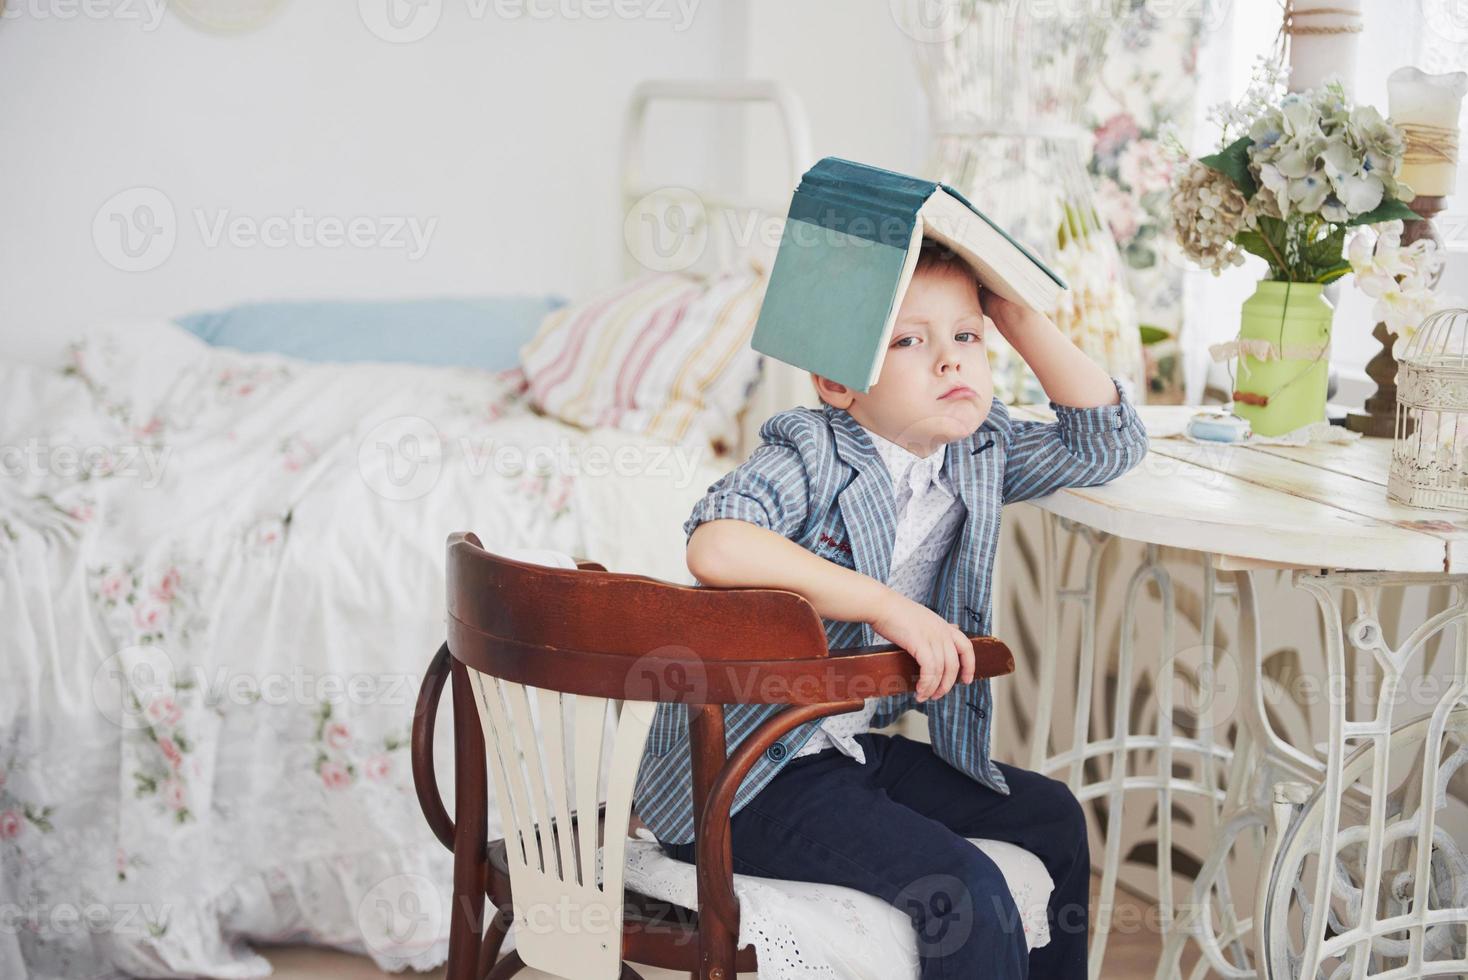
[1279,0,1363,96]
[1347,196,1446,438]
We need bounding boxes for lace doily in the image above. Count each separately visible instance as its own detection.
[605,829,1052,980]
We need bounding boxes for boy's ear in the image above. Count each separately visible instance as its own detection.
[811,374,855,410]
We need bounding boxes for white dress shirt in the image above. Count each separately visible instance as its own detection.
[791,424,967,763]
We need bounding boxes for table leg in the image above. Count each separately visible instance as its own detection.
[1258,571,1468,979]
[1027,513,1241,979]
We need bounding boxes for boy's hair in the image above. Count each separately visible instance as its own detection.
[913,238,981,295]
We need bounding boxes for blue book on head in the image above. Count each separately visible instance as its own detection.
[751,156,1067,393]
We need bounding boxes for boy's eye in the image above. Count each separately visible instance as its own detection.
[893,336,918,348]
[956,331,980,343]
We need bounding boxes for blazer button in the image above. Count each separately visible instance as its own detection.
[766,742,787,761]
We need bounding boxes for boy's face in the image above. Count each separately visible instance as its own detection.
[814,262,993,458]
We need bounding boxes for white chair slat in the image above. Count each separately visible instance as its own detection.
[536,687,580,884]
[470,674,535,873]
[599,699,657,899]
[574,694,607,893]
[506,681,557,875]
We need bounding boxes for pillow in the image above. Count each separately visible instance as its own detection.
[175,295,566,372]
[518,269,767,455]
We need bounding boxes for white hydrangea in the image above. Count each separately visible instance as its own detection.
[1248,83,1408,224]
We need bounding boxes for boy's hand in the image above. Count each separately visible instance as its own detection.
[979,288,1051,344]
[869,590,976,702]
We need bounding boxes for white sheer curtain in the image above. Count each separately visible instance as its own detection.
[1181,0,1468,405]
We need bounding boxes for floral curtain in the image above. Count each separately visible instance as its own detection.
[1084,3,1209,401]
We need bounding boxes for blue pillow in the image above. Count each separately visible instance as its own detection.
[175,295,567,372]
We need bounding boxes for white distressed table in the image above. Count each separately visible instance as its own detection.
[1009,403,1468,980]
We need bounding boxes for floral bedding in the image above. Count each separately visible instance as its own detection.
[0,320,721,978]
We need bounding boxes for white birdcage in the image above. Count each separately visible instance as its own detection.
[1388,308,1468,510]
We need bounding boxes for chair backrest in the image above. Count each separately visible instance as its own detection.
[447,532,829,980]
[467,665,652,980]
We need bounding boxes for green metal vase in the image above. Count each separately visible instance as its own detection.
[1232,280,1334,437]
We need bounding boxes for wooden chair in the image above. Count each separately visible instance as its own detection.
[411,532,1016,980]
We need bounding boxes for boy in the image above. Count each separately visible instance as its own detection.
[635,240,1149,979]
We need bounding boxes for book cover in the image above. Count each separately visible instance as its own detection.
[750,156,1066,393]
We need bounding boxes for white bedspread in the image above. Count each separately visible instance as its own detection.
[0,320,726,979]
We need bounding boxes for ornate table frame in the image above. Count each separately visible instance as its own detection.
[1008,407,1468,979]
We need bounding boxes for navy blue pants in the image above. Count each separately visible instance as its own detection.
[660,733,1089,979]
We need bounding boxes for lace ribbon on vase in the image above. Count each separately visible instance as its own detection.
[1209,337,1332,380]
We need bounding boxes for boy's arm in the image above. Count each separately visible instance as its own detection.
[682,425,890,625]
[683,415,973,700]
[982,292,1150,504]
[688,521,891,626]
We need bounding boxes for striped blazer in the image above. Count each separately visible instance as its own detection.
[634,377,1149,844]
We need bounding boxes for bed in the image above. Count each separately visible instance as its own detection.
[0,79,814,979]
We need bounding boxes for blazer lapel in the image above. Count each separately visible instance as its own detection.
[825,407,897,597]
[936,398,1011,626]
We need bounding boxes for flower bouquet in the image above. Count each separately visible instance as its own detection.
[1168,60,1420,435]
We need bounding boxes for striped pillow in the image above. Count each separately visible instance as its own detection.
[518,268,767,455]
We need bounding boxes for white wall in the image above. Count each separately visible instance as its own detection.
[6,2,1458,389]
[737,1,928,190]
[0,0,739,365]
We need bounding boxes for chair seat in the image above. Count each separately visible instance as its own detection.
[618,830,1053,980]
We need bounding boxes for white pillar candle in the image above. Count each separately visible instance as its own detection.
[1285,0,1363,96]
[1388,66,1467,198]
